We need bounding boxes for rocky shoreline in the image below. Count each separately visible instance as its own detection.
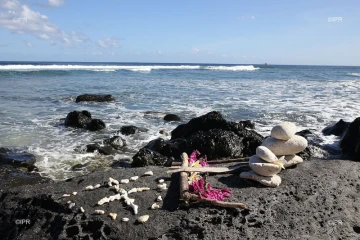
[0,94,360,239]
[0,158,359,239]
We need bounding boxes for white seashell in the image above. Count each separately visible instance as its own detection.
[69,202,76,209]
[72,192,77,196]
[128,188,138,194]
[137,215,149,223]
[120,179,129,184]
[94,184,101,189]
[113,193,121,200]
[109,177,119,185]
[156,195,163,202]
[143,171,153,176]
[249,155,282,177]
[151,203,160,209]
[109,213,117,220]
[130,202,138,214]
[117,187,127,195]
[158,179,164,183]
[136,187,150,192]
[94,210,105,215]
[130,176,139,181]
[80,207,85,213]
[98,197,110,205]
[63,194,70,197]
[85,185,94,190]
[271,122,297,140]
[122,218,129,222]
[157,183,167,190]
[240,170,281,187]
[109,195,116,202]
[125,198,135,205]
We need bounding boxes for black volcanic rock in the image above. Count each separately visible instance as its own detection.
[103,136,126,150]
[85,144,115,155]
[340,117,360,160]
[64,111,106,131]
[171,111,228,139]
[134,111,263,164]
[180,129,244,159]
[322,119,349,137]
[131,148,168,167]
[163,114,181,122]
[239,120,255,129]
[0,152,36,168]
[64,111,92,128]
[75,94,115,103]
[119,125,147,136]
[87,119,106,131]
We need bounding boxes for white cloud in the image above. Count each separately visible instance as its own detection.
[0,0,86,46]
[48,0,64,7]
[192,47,200,54]
[24,40,33,47]
[97,37,120,48]
[152,50,163,56]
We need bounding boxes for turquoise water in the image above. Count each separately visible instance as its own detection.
[0,62,359,179]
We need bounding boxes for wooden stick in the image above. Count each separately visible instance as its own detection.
[189,194,248,209]
[179,152,191,201]
[171,157,250,166]
[167,165,248,174]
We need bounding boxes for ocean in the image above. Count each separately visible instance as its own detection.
[0,62,359,180]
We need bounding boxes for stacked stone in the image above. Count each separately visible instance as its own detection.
[240,122,308,187]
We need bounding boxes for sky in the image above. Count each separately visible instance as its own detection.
[0,0,359,65]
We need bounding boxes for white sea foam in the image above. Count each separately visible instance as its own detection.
[347,73,360,77]
[0,64,200,72]
[204,65,260,71]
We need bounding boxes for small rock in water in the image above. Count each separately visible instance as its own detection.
[94,184,101,189]
[85,185,94,190]
[130,176,139,181]
[80,207,85,213]
[122,218,129,222]
[271,122,297,140]
[137,215,149,223]
[120,179,129,184]
[109,213,117,220]
[69,202,76,209]
[143,171,153,176]
[72,192,77,196]
[94,210,105,215]
[63,194,70,197]
[156,195,163,202]
[158,179,164,183]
